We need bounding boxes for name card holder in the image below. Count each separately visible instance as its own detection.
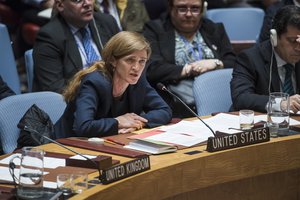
[207,127,270,152]
[100,155,150,184]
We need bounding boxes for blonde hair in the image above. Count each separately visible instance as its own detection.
[63,31,151,102]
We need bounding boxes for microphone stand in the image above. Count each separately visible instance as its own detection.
[157,83,216,137]
[23,126,102,182]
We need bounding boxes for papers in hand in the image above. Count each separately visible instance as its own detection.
[124,139,177,155]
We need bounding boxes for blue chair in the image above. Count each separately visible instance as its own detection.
[205,8,264,41]
[193,68,233,116]
[0,92,66,154]
[24,49,33,92]
[0,23,21,94]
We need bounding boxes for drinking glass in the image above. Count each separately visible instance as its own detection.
[71,172,88,194]
[267,92,290,137]
[239,110,254,130]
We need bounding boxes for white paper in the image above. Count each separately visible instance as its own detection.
[70,154,97,160]
[147,113,300,146]
[0,154,66,169]
[0,166,49,184]
[37,8,52,19]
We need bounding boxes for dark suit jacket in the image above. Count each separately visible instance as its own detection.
[54,71,172,138]
[231,40,300,112]
[143,14,236,117]
[33,13,120,93]
[259,0,293,43]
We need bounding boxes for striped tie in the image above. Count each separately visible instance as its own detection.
[80,28,100,67]
[282,63,294,96]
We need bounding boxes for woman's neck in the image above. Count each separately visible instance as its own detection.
[112,77,129,97]
[179,32,196,42]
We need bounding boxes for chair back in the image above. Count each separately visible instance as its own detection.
[0,92,66,154]
[24,49,33,92]
[0,23,21,94]
[193,68,233,116]
[205,8,264,41]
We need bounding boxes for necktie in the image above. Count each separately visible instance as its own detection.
[80,28,100,67]
[116,0,127,20]
[282,63,294,96]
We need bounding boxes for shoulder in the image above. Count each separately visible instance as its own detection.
[201,18,225,32]
[93,12,117,24]
[37,16,67,39]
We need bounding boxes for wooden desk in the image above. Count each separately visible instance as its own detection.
[39,134,300,200]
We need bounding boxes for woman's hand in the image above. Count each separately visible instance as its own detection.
[115,113,148,134]
[181,59,223,77]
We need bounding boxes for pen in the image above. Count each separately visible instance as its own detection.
[105,138,125,146]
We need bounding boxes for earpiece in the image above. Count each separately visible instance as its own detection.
[203,1,208,16]
[270,29,277,47]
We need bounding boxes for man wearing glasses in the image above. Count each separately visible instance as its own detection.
[33,0,120,93]
[143,0,235,118]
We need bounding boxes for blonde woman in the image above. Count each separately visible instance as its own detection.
[54,31,172,138]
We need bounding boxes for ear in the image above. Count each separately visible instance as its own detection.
[55,0,64,12]
[110,57,117,68]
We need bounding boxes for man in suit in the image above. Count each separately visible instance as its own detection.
[143,0,235,117]
[231,5,300,113]
[259,0,300,42]
[33,0,120,93]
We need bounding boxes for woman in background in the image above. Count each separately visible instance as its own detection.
[55,31,172,138]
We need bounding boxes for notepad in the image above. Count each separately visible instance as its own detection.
[124,139,177,155]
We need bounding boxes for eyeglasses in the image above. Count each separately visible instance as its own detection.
[175,6,201,15]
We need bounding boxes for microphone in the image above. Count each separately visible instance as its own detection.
[19,125,102,182]
[157,83,216,137]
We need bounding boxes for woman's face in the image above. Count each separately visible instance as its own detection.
[170,0,202,34]
[112,50,148,85]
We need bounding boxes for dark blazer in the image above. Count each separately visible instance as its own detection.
[54,71,172,138]
[143,15,236,85]
[259,0,293,43]
[0,76,15,100]
[33,13,120,93]
[231,40,300,112]
[143,14,236,117]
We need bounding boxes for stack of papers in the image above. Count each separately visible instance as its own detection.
[129,113,300,149]
[124,139,177,154]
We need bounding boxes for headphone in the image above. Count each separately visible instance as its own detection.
[270,28,277,47]
[268,28,277,94]
[203,1,208,16]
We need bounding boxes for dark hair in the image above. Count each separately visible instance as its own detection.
[167,0,205,13]
[272,5,300,36]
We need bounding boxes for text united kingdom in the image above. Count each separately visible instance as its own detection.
[101,156,150,184]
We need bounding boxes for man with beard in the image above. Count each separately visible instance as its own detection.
[231,5,300,113]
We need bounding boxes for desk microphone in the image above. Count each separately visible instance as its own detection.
[156,83,216,137]
[18,125,102,181]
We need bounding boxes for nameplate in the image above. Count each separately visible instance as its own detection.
[100,155,150,184]
[206,127,270,152]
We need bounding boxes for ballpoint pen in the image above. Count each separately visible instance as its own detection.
[105,138,126,146]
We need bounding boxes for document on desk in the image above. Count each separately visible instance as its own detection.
[138,113,300,147]
[0,153,66,169]
[0,166,56,188]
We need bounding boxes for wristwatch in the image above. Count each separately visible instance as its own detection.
[215,59,222,68]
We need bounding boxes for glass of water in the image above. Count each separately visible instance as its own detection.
[267,92,290,137]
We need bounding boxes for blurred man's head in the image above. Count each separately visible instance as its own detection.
[272,5,300,64]
[55,0,94,28]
